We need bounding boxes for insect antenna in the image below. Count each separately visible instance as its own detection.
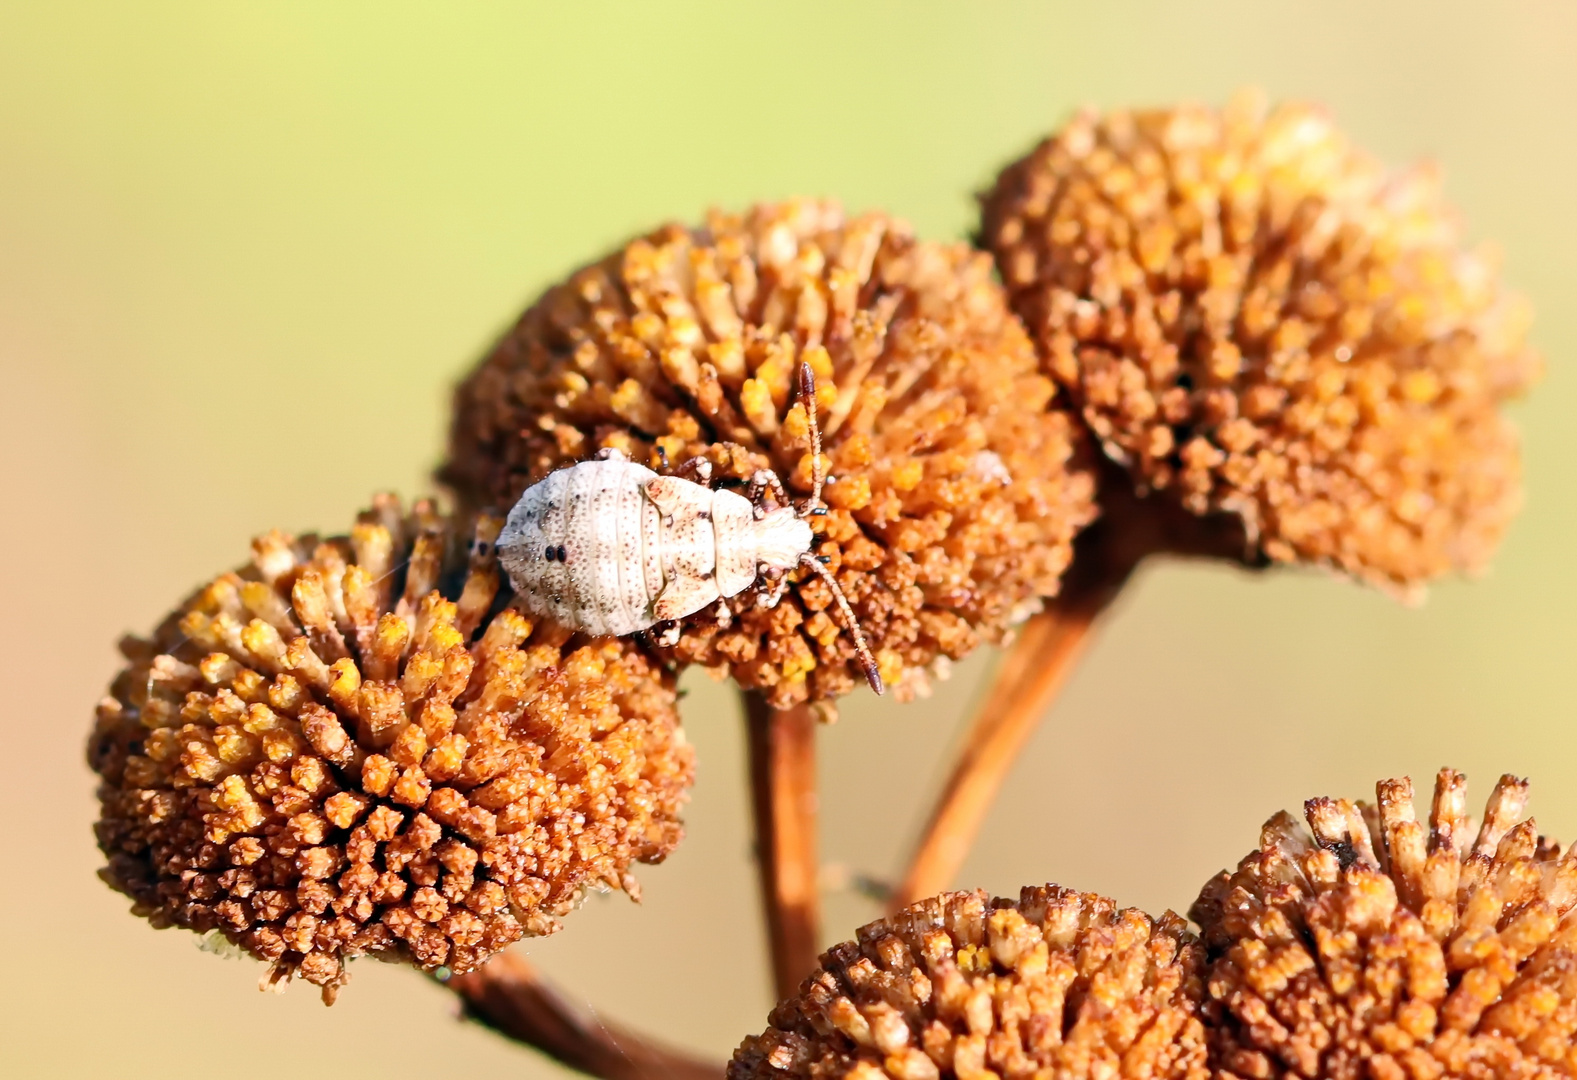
[800,552,884,695]
[797,362,825,514]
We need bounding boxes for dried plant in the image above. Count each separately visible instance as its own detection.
[89,498,692,1001]
[1193,770,1577,1079]
[983,89,1536,591]
[897,89,1539,911]
[733,888,1207,1080]
[83,93,1563,1080]
[443,199,1096,710]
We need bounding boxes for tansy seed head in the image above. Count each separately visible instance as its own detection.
[982,91,1538,597]
[1190,769,1577,1078]
[730,887,1208,1080]
[442,199,1097,709]
[88,496,693,1002]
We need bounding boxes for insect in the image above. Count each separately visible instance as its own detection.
[496,364,884,694]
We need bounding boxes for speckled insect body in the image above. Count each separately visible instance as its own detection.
[498,366,883,693]
[496,455,794,636]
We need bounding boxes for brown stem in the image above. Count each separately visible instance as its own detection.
[888,582,1119,910]
[743,692,821,1003]
[447,949,723,1080]
[887,465,1262,912]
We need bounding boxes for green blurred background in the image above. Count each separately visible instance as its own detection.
[3,2,1574,1075]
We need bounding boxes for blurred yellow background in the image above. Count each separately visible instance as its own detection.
[3,2,1574,1076]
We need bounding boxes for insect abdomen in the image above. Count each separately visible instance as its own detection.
[497,460,662,636]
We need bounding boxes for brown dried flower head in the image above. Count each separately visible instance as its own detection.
[443,199,1096,707]
[88,496,693,1001]
[982,91,1538,595]
[731,887,1208,1080]
[1191,769,1577,1078]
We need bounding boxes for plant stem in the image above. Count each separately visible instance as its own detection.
[447,950,723,1080]
[887,586,1113,909]
[886,468,1260,912]
[743,693,821,1003]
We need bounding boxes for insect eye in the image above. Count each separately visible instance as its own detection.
[556,545,568,562]
[543,545,556,561]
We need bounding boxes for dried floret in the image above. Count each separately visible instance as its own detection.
[1191,769,1577,1078]
[982,91,1537,594]
[731,887,1208,1080]
[88,496,693,1001]
[443,199,1096,707]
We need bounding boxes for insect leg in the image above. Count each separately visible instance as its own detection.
[755,568,790,609]
[674,456,713,486]
[711,597,733,629]
[748,469,789,515]
[799,553,884,696]
[653,621,683,647]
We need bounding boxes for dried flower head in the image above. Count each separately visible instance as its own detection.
[443,199,1096,707]
[88,496,692,1002]
[1191,769,1577,1078]
[731,887,1208,1080]
[982,91,1538,595]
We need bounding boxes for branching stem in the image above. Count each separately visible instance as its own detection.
[448,951,723,1080]
[888,477,1252,911]
[443,477,1257,1075]
[888,583,1119,910]
[743,693,821,1003]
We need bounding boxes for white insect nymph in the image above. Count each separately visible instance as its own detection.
[496,364,884,695]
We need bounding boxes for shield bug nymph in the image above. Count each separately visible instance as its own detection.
[496,364,883,694]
